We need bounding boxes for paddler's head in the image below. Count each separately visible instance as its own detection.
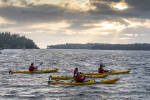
[75,67,78,71]
[100,64,105,67]
[31,63,34,66]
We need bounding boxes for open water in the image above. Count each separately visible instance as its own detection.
[0,49,150,100]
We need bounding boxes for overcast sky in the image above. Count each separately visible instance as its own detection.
[0,0,150,48]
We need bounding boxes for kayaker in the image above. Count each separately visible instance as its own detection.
[74,72,86,82]
[74,67,78,77]
[98,64,108,73]
[29,63,38,71]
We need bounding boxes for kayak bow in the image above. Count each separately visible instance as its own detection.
[9,68,59,74]
[49,78,120,85]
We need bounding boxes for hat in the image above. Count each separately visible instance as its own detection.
[75,67,78,70]
[100,64,105,67]
[31,63,34,65]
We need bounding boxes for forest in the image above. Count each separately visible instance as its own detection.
[0,32,39,49]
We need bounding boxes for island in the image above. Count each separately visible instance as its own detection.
[0,32,39,49]
[47,43,150,50]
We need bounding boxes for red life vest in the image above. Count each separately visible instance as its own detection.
[75,75,85,82]
[29,65,37,71]
[98,67,107,73]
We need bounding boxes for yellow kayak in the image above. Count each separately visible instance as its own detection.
[9,68,59,74]
[81,70,130,75]
[49,78,120,85]
[50,74,109,80]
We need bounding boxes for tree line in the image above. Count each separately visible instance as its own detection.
[47,43,150,50]
[0,32,39,49]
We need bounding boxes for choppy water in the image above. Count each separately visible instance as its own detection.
[0,49,150,100]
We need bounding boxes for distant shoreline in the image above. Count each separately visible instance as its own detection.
[47,43,150,50]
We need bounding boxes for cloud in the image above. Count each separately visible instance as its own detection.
[0,5,68,24]
[126,0,150,11]
[0,0,150,48]
[0,0,150,30]
[0,16,15,24]
[0,4,94,30]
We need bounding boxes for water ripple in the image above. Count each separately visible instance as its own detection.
[0,49,150,100]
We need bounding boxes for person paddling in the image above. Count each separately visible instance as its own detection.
[29,63,38,71]
[74,67,86,82]
[98,64,108,73]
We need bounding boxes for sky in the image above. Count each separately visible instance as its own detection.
[0,0,150,48]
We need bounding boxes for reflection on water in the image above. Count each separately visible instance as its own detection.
[0,49,150,100]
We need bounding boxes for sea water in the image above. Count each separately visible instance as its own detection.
[0,49,150,100]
